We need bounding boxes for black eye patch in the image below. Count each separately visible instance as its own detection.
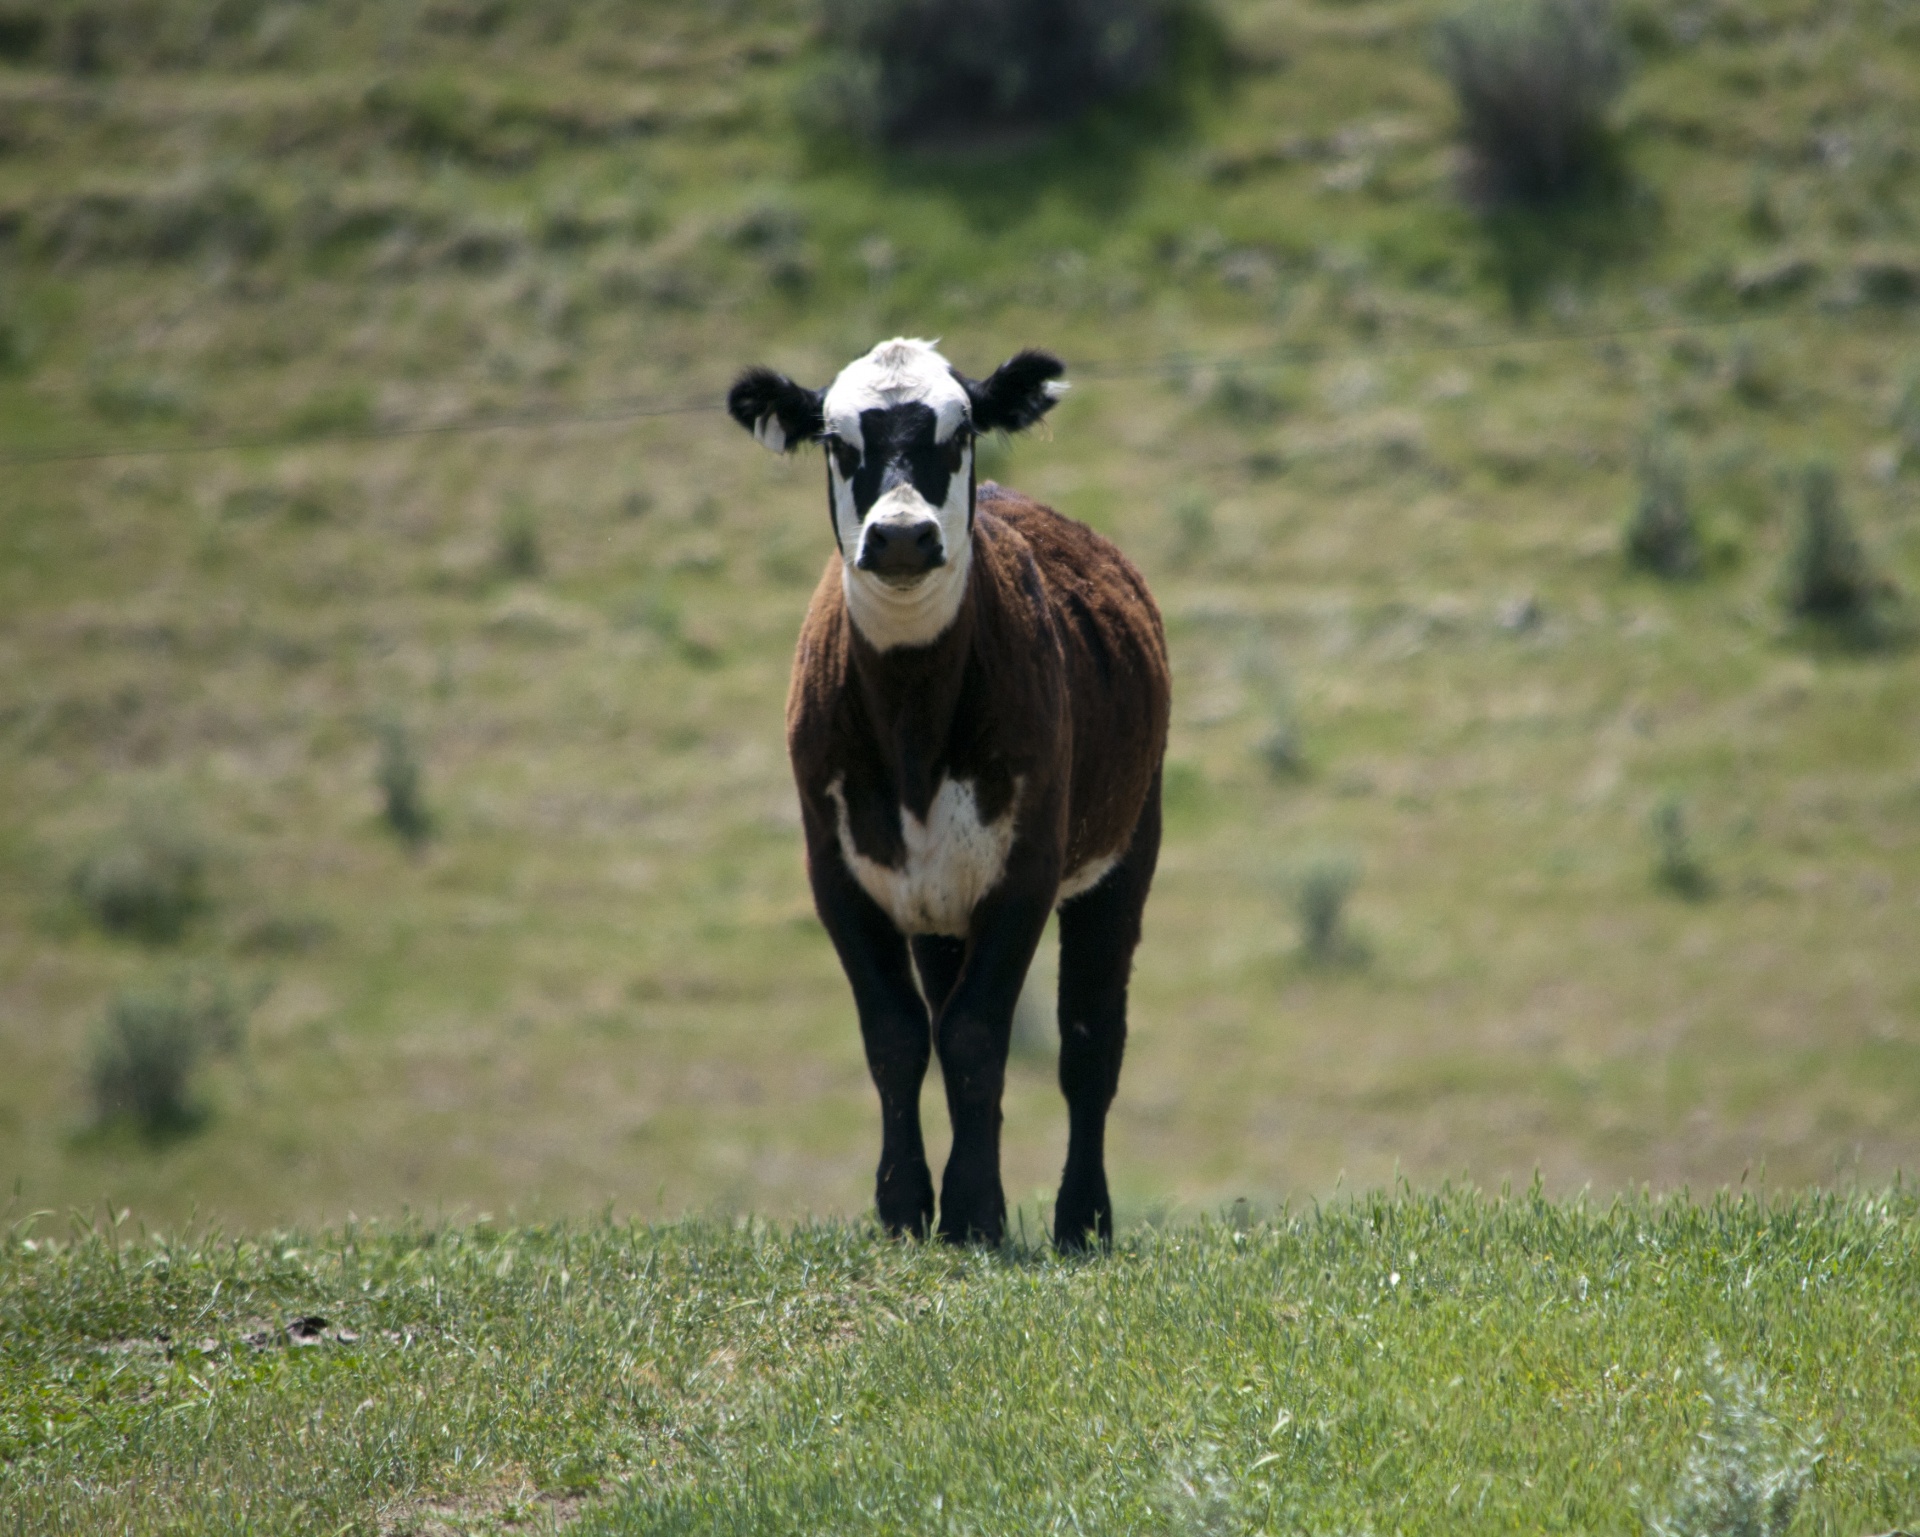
[829,403,971,520]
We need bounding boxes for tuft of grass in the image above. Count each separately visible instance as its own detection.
[814,0,1205,147]
[1436,0,1627,207]
[375,718,433,848]
[87,975,250,1138]
[1646,1345,1820,1537]
[72,808,210,944]
[1257,711,1307,779]
[1209,367,1285,425]
[283,384,374,440]
[1294,856,1362,965]
[86,372,195,425]
[1167,493,1215,568]
[0,8,47,63]
[1893,370,1920,475]
[1625,437,1702,578]
[496,498,545,579]
[1781,463,1897,646]
[1651,794,1713,901]
[1726,335,1781,408]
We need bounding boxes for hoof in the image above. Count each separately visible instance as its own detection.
[877,1160,935,1239]
[1053,1172,1113,1252]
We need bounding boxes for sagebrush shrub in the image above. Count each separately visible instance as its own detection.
[377,719,433,846]
[817,0,1198,147]
[73,809,209,943]
[1257,713,1306,779]
[1782,463,1895,643]
[1436,0,1626,206]
[1168,494,1214,567]
[1647,1346,1819,1537]
[1650,795,1712,901]
[496,499,544,578]
[1296,858,1360,963]
[1624,438,1701,578]
[89,977,249,1137]
[1894,370,1920,473]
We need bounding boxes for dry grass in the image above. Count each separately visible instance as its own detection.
[0,0,1917,1234]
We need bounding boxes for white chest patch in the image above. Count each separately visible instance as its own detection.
[826,774,1021,937]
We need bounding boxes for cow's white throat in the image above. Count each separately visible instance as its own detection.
[842,535,971,651]
[827,773,1020,937]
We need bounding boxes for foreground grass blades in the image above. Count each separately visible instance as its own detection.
[4,1191,1917,1535]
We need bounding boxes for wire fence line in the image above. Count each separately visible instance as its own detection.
[0,306,1823,470]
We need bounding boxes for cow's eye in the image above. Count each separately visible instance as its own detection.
[944,430,972,474]
[827,439,860,478]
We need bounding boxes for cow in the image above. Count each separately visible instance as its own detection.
[726,337,1170,1249]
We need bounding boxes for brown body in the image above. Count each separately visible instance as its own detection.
[788,485,1168,909]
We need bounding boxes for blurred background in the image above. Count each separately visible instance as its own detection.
[1,0,1916,1233]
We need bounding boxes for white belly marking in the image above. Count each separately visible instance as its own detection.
[827,774,1021,936]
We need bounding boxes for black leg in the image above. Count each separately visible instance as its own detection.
[932,885,1053,1245]
[810,853,935,1238]
[1054,773,1161,1251]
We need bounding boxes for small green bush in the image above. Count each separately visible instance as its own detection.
[816,0,1207,148]
[1781,464,1896,644]
[1624,438,1702,578]
[1650,795,1712,901]
[1257,713,1307,779]
[376,719,433,847]
[1646,1346,1819,1537]
[1210,368,1284,425]
[73,810,209,943]
[1893,370,1920,473]
[497,499,545,579]
[1436,0,1627,207]
[1168,494,1214,568]
[0,9,47,63]
[88,976,250,1137]
[1295,857,1361,964]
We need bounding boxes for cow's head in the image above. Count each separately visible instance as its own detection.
[728,337,1067,650]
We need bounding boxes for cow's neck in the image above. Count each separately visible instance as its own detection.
[847,576,976,823]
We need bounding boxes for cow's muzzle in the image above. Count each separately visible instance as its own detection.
[857,518,945,583]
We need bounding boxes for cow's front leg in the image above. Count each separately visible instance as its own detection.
[811,850,935,1238]
[933,879,1054,1245]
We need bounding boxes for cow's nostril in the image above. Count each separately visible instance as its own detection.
[859,518,944,577]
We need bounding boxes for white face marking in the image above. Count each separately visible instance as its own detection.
[822,336,971,450]
[822,338,976,652]
[827,774,1021,937]
[833,463,973,652]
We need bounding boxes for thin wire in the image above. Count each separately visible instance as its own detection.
[1072,308,1787,381]
[0,391,719,468]
[0,306,1808,469]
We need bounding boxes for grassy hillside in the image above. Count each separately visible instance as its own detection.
[4,1195,1918,1534]
[2,0,1919,1231]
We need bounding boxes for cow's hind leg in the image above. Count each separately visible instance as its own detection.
[1053,771,1162,1251]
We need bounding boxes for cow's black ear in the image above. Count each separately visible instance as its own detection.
[727,366,825,454]
[962,349,1068,435]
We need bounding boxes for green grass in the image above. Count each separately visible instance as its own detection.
[4,1192,1917,1533]
[0,0,1919,1235]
